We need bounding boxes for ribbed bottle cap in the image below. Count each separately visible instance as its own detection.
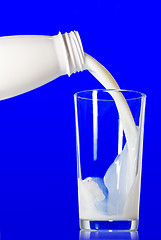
[61,31,85,76]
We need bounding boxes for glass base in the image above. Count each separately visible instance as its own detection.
[79,219,138,231]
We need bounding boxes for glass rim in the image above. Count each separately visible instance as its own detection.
[74,89,146,101]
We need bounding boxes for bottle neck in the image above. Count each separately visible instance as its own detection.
[60,31,85,76]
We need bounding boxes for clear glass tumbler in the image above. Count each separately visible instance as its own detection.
[74,89,146,231]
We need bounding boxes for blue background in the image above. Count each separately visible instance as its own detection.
[0,1,160,239]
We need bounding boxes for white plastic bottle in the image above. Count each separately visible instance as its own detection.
[0,31,85,100]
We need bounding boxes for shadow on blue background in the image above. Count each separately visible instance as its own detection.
[0,0,160,239]
[0,230,139,240]
[80,230,139,240]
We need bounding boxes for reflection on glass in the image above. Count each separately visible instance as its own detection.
[79,230,139,240]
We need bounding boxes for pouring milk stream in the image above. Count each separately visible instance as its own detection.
[0,31,139,219]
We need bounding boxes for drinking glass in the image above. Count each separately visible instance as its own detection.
[74,89,146,231]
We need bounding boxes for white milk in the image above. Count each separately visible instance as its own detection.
[0,31,140,220]
[77,54,140,220]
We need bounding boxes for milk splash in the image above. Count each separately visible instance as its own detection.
[77,54,140,220]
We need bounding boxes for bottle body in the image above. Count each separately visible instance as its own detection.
[0,32,84,100]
